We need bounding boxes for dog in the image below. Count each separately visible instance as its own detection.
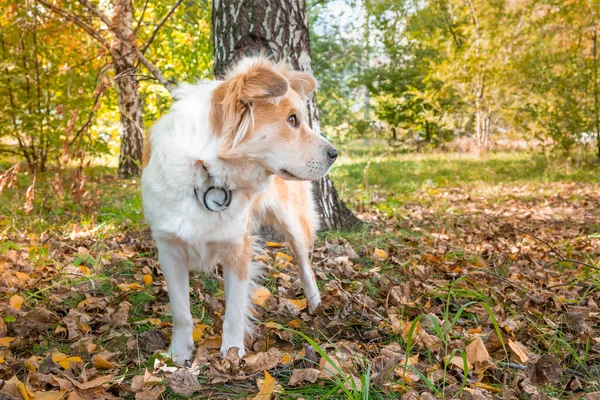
[141,57,338,364]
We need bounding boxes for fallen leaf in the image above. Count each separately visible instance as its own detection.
[5,375,34,400]
[465,337,493,371]
[284,298,307,311]
[251,287,271,308]
[467,326,482,334]
[275,252,292,262]
[244,347,282,373]
[252,370,277,400]
[265,242,285,248]
[9,294,24,310]
[91,354,115,370]
[444,355,471,372]
[135,386,165,400]
[117,283,145,292]
[0,337,15,347]
[143,274,153,286]
[51,352,83,369]
[288,368,320,386]
[192,323,210,341]
[373,248,389,259]
[167,370,202,397]
[131,369,162,392]
[34,391,67,400]
[526,354,563,385]
[508,339,531,363]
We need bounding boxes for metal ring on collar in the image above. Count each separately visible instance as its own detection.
[202,186,232,212]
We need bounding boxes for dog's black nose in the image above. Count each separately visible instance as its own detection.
[327,148,338,161]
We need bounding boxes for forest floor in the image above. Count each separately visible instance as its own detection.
[0,149,599,399]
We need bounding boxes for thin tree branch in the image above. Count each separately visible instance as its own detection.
[137,53,174,92]
[78,0,175,93]
[140,0,184,54]
[68,64,111,147]
[36,0,112,53]
[134,0,151,33]
[78,0,113,29]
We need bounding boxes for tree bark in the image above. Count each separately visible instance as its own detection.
[212,0,362,230]
[113,0,144,178]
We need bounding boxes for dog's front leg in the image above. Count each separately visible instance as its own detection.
[220,239,251,358]
[157,241,194,365]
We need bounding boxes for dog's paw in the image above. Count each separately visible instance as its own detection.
[169,337,195,365]
[307,291,322,314]
[220,340,246,358]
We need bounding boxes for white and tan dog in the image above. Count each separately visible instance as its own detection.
[141,57,338,364]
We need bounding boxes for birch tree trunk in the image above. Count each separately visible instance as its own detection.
[212,0,362,230]
[113,0,144,178]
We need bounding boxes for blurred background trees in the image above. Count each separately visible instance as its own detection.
[1,0,599,177]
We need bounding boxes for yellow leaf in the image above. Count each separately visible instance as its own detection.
[373,248,389,259]
[6,375,34,400]
[192,324,210,341]
[251,287,271,308]
[265,321,284,330]
[0,337,15,347]
[265,242,285,248]
[15,272,30,281]
[25,356,39,372]
[34,391,67,400]
[288,319,302,328]
[467,326,483,334]
[280,354,293,364]
[285,298,307,311]
[52,353,81,369]
[117,283,145,292]
[143,274,153,286]
[77,265,91,276]
[0,356,4,363]
[92,354,115,370]
[9,294,24,310]
[252,370,278,400]
[471,382,502,393]
[276,252,292,262]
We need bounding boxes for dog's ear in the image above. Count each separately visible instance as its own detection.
[279,69,317,100]
[234,64,289,101]
[210,60,289,148]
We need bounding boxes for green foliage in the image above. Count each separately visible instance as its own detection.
[0,0,213,172]
[0,2,107,172]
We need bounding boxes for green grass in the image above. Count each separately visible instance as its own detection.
[331,145,600,211]
[1,147,599,398]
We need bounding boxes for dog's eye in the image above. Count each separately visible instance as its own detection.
[287,114,298,127]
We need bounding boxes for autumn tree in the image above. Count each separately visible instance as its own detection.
[212,0,362,230]
[36,0,178,177]
[0,1,103,173]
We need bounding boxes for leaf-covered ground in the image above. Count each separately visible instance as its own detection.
[0,151,599,399]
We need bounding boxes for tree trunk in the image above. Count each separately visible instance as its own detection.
[212,0,362,230]
[592,17,600,160]
[113,0,144,178]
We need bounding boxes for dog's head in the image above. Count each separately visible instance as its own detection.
[209,57,338,181]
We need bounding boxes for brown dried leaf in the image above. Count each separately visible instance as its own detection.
[23,177,36,215]
[288,368,320,386]
[166,370,202,397]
